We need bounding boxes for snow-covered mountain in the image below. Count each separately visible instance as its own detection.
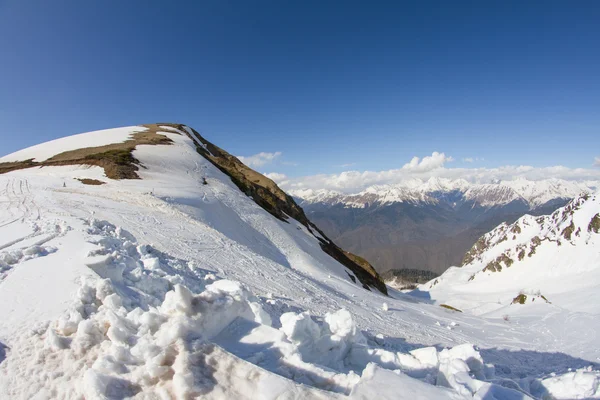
[423,191,600,315]
[0,124,599,399]
[292,177,597,275]
[292,177,596,209]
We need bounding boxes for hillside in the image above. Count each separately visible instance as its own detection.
[0,125,598,399]
[422,191,600,315]
[0,123,385,294]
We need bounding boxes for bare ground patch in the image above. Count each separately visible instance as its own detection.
[75,178,106,185]
[0,124,176,179]
[440,304,463,312]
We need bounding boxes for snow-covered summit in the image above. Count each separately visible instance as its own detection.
[293,177,597,210]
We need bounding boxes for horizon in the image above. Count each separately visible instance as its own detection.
[1,1,599,187]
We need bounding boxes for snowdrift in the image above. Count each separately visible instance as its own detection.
[1,218,567,399]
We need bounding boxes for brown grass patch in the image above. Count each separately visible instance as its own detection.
[512,294,527,304]
[0,124,176,179]
[440,304,462,312]
[589,214,600,234]
[76,178,106,185]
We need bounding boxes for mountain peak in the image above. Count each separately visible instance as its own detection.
[295,177,597,210]
[0,123,386,294]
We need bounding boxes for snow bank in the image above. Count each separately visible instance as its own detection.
[536,367,600,399]
[1,168,597,399]
[276,310,532,398]
[0,217,545,399]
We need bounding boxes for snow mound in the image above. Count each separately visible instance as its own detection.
[2,218,579,399]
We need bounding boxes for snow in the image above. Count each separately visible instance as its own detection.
[0,126,147,162]
[0,125,598,398]
[502,177,591,208]
[293,176,598,209]
[423,191,600,314]
[538,367,600,399]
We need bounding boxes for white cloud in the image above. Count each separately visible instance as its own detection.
[264,172,288,183]
[463,157,474,163]
[594,157,600,167]
[238,151,282,168]
[338,163,356,168]
[402,152,453,172]
[275,152,600,194]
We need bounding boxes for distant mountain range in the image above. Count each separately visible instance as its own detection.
[292,177,598,274]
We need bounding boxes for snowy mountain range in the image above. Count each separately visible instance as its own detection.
[292,177,597,209]
[0,124,599,399]
[293,177,597,275]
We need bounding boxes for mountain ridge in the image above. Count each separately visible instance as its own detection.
[422,190,600,314]
[0,123,386,294]
[292,176,597,210]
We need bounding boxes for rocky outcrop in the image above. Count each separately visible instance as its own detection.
[461,192,600,282]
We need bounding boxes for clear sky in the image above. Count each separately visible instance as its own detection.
[1,1,599,179]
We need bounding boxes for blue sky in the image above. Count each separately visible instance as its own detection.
[1,1,599,179]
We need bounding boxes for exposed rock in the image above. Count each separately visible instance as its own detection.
[561,222,575,241]
[75,178,106,185]
[483,253,513,273]
[462,236,490,266]
[512,293,550,305]
[512,294,527,304]
[589,213,600,234]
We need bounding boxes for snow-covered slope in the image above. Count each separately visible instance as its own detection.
[0,125,599,399]
[423,191,600,315]
[293,177,596,209]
